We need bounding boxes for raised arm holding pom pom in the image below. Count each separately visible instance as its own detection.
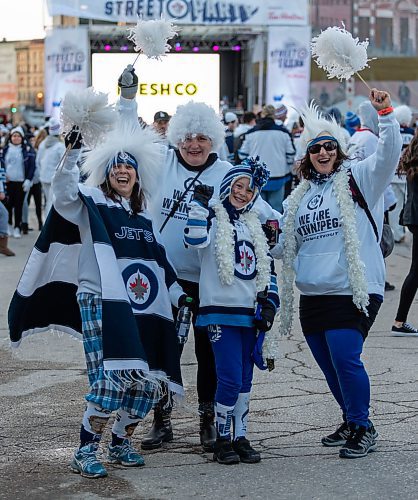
[118,65,138,99]
[369,88,391,110]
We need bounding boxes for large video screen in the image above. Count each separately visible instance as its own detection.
[92,53,220,124]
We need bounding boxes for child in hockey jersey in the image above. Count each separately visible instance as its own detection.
[184,157,280,465]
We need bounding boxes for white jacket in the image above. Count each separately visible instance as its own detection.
[273,112,402,297]
[37,136,66,184]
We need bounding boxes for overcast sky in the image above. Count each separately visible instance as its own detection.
[0,0,51,41]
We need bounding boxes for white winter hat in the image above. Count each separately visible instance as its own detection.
[394,105,413,126]
[81,119,163,204]
[47,117,61,136]
[10,126,25,137]
[224,111,238,124]
[167,101,225,152]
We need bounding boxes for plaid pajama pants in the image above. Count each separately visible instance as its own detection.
[77,293,159,418]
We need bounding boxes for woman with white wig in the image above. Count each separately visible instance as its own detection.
[47,121,186,478]
[272,89,402,459]
[117,65,279,453]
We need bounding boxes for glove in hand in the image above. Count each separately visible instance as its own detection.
[118,64,138,99]
[22,179,32,192]
[254,295,276,332]
[193,184,214,207]
[262,223,276,248]
[65,126,83,149]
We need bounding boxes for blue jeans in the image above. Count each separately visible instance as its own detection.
[305,328,370,427]
[0,202,8,236]
[208,325,257,407]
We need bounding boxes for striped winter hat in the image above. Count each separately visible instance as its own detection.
[219,156,270,212]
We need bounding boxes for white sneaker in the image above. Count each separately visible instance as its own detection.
[7,224,13,236]
[13,227,21,239]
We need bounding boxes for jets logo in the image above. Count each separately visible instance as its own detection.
[167,0,188,18]
[234,241,257,280]
[307,194,323,210]
[122,263,158,311]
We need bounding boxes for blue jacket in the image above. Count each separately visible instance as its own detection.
[0,142,36,182]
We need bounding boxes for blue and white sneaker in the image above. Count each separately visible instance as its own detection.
[70,443,108,478]
[108,439,145,467]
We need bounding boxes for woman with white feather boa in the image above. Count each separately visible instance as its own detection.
[271,88,402,459]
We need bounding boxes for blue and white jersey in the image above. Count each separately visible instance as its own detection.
[184,201,279,327]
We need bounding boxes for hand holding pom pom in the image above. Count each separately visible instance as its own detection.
[118,65,138,99]
[369,88,391,110]
[65,126,83,150]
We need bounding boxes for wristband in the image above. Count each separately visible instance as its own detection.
[377,106,394,116]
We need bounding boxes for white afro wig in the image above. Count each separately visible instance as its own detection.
[81,120,163,203]
[167,101,225,152]
[394,105,412,126]
[299,101,349,154]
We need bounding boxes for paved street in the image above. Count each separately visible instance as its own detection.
[0,212,417,500]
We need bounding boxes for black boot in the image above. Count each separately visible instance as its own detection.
[141,404,173,450]
[199,402,216,452]
[232,437,261,463]
[21,222,28,235]
[213,437,240,465]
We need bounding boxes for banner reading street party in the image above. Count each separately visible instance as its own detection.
[266,25,311,112]
[46,0,308,26]
[44,27,89,119]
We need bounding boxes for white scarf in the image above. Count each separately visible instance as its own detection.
[213,202,271,291]
[278,168,369,337]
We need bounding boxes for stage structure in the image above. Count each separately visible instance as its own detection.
[45,0,310,118]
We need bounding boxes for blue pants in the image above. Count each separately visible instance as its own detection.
[305,329,370,427]
[208,325,257,407]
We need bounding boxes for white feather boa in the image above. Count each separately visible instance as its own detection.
[278,169,369,337]
[213,203,271,291]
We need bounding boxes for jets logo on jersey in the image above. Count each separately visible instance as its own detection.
[122,263,158,311]
[307,194,324,210]
[234,240,257,280]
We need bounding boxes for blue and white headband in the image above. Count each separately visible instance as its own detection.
[307,135,337,149]
[106,151,138,175]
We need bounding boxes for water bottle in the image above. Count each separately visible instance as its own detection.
[176,297,193,344]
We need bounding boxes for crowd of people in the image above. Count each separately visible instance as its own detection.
[5,65,418,479]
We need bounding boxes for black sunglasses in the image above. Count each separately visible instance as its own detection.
[307,140,338,154]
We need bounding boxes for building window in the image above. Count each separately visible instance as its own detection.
[375,17,393,52]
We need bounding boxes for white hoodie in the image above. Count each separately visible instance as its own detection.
[37,136,66,184]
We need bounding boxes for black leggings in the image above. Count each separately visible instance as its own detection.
[6,181,24,228]
[395,225,418,323]
[28,182,43,226]
[175,279,217,404]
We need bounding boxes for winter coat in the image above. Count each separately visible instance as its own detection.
[0,142,36,182]
[403,173,418,226]
[37,136,66,184]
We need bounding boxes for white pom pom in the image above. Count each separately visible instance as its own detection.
[60,88,115,148]
[311,25,370,80]
[127,17,179,59]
